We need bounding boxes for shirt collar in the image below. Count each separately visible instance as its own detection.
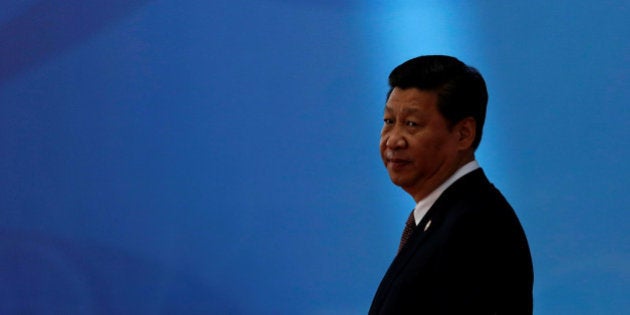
[413,160,480,225]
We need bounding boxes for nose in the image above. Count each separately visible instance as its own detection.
[383,128,407,150]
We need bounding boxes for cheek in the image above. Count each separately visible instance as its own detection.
[427,137,457,161]
[379,135,387,150]
[430,138,444,151]
[379,144,387,161]
[379,138,388,164]
[411,136,442,157]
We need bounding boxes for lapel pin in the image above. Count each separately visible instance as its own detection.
[424,220,432,232]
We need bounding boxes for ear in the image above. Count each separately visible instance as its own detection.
[455,117,476,150]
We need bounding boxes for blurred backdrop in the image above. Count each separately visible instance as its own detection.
[1,0,628,314]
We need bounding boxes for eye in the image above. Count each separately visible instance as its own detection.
[405,120,418,127]
[383,118,394,125]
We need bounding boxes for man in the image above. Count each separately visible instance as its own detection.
[369,55,533,314]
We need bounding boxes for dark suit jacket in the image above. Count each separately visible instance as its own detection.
[369,169,533,315]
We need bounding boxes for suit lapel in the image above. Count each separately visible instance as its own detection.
[370,188,449,310]
[396,169,487,263]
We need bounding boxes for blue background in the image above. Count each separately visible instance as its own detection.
[1,1,628,314]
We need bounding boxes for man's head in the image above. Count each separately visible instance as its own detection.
[380,55,488,201]
[387,55,488,149]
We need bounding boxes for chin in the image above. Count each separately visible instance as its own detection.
[389,177,409,188]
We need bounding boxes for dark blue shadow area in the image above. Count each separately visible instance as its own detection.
[0,229,240,314]
[0,0,151,85]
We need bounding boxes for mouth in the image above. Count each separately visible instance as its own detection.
[387,158,411,169]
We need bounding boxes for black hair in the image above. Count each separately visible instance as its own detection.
[387,55,488,149]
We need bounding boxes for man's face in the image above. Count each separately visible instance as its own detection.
[380,87,461,200]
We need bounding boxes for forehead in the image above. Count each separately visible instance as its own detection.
[385,87,439,114]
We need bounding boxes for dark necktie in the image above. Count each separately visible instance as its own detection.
[398,210,416,253]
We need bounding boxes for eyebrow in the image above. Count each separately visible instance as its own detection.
[384,105,420,115]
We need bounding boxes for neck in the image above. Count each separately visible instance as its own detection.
[407,153,475,202]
